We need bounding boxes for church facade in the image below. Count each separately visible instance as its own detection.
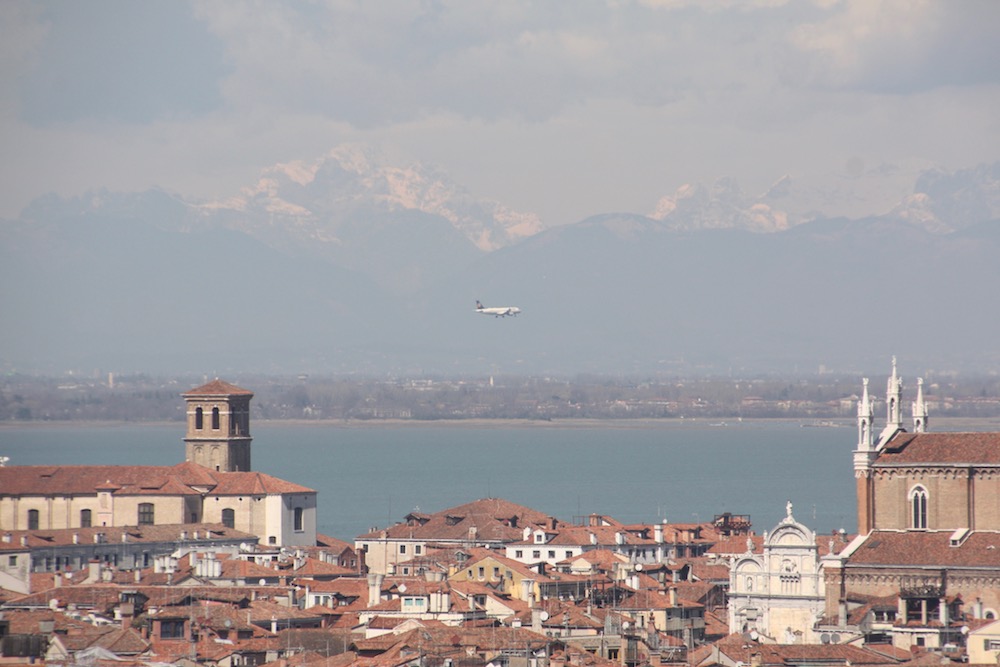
[0,380,317,548]
[728,502,826,644]
[824,359,1000,652]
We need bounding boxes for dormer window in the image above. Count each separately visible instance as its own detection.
[534,532,545,543]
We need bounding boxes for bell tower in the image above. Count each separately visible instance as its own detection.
[183,379,254,472]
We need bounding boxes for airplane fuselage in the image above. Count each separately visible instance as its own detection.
[476,301,521,317]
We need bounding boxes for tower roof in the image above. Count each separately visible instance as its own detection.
[183,379,254,398]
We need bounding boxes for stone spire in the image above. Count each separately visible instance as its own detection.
[886,356,903,432]
[912,377,928,433]
[857,377,874,451]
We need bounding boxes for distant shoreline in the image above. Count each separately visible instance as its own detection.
[3,416,1000,430]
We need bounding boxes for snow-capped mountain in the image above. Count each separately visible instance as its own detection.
[201,145,543,253]
[3,150,1000,376]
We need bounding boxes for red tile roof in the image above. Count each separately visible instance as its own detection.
[846,530,1000,568]
[0,461,313,497]
[183,379,254,397]
[357,498,556,543]
[877,432,1000,465]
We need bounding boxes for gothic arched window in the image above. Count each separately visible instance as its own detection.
[910,486,928,530]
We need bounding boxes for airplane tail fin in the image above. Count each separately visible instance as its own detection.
[476,300,484,310]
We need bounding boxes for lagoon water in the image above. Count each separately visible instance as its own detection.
[0,420,859,541]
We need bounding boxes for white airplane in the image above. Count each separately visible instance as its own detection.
[476,300,521,317]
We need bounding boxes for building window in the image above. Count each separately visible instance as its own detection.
[515,550,523,558]
[548,550,556,558]
[532,550,541,559]
[212,407,220,430]
[294,507,304,532]
[399,544,407,554]
[415,545,422,554]
[222,508,235,529]
[8,555,16,567]
[80,509,92,528]
[160,619,185,639]
[195,407,204,430]
[565,551,573,558]
[138,503,155,525]
[910,486,928,529]
[27,509,39,530]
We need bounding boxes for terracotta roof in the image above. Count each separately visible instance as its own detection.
[357,498,556,543]
[0,461,313,497]
[707,634,903,667]
[877,431,1000,465]
[845,530,1000,568]
[183,379,254,397]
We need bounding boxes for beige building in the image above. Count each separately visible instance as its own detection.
[0,379,317,548]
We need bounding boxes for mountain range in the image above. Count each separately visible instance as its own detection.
[2,147,999,377]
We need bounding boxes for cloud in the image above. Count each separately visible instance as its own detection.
[14,0,229,125]
[787,0,1000,93]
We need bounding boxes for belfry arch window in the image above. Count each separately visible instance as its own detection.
[212,407,220,430]
[195,407,204,430]
[910,486,928,530]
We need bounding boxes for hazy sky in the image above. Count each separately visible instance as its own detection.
[2,0,998,226]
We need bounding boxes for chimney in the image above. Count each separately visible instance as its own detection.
[119,602,135,629]
[669,587,678,606]
[532,607,544,633]
[53,572,61,588]
[20,536,27,546]
[522,579,535,604]
[654,524,664,544]
[1,533,10,543]
[367,573,384,607]
[72,533,79,544]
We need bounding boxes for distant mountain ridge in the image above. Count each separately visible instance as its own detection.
[2,150,999,376]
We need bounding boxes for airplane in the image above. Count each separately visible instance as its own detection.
[476,300,521,317]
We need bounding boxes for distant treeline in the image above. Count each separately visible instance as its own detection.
[3,373,1000,423]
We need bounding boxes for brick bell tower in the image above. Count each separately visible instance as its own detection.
[183,379,254,472]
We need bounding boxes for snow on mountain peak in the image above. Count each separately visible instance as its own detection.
[208,145,542,251]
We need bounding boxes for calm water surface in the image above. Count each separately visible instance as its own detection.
[0,420,858,541]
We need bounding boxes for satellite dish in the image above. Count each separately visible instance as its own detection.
[622,621,630,631]
[961,626,970,635]
[259,578,266,585]
[749,631,759,641]
[539,611,550,621]
[224,619,232,628]
[398,583,407,593]
[635,563,643,571]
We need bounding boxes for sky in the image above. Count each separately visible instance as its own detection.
[1,0,999,227]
